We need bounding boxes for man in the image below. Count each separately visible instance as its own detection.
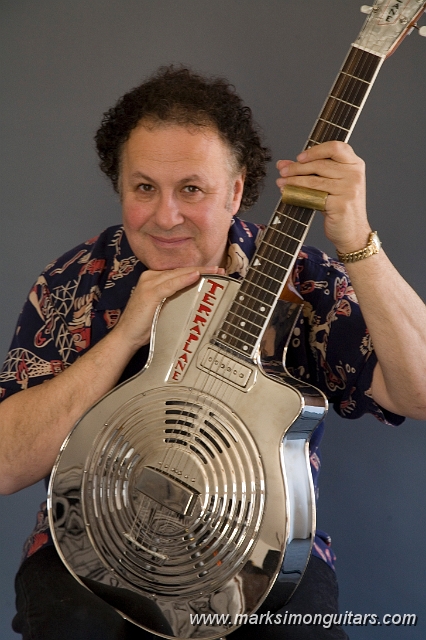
[1,66,426,640]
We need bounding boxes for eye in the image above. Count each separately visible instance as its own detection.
[137,183,155,192]
[183,185,201,194]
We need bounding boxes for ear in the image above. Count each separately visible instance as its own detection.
[229,171,246,215]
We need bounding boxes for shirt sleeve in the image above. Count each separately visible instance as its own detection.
[0,225,143,405]
[0,234,102,404]
[285,246,404,426]
[0,273,79,403]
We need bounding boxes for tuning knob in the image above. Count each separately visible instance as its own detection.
[418,25,426,37]
[360,5,373,13]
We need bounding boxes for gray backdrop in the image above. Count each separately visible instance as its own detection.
[1,1,426,638]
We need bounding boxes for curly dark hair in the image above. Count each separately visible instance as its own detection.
[95,66,271,211]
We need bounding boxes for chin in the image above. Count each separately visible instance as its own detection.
[143,253,201,272]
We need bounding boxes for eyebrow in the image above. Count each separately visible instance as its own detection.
[129,171,207,184]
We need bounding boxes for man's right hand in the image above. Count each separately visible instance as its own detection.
[113,266,225,351]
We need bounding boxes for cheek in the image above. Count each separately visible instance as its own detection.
[122,201,150,231]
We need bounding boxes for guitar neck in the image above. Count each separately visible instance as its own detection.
[213,46,384,360]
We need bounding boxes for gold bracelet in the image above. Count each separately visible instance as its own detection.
[336,231,381,263]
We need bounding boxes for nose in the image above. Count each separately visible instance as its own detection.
[153,192,185,230]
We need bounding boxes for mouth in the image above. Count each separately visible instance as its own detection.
[149,235,192,248]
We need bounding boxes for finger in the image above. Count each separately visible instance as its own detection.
[296,141,356,164]
[157,269,201,298]
[141,265,222,285]
[138,268,199,297]
[277,173,336,195]
[278,158,343,179]
[158,266,227,297]
[276,159,295,173]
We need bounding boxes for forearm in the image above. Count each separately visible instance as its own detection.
[0,326,138,495]
[275,142,426,419]
[345,250,426,419]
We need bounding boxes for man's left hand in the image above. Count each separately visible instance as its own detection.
[276,141,371,254]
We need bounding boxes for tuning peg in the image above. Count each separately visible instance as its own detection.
[360,5,373,14]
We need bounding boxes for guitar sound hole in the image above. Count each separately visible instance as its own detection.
[165,409,198,419]
[165,400,202,411]
[199,427,223,454]
[165,419,194,427]
[203,419,231,448]
[194,437,215,459]
[189,445,207,464]
[164,437,187,447]
[164,428,191,437]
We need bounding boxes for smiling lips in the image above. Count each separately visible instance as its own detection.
[149,235,192,247]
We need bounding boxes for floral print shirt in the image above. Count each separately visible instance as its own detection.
[0,217,403,569]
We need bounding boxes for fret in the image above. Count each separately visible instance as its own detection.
[340,71,369,84]
[245,270,282,293]
[267,213,310,236]
[270,208,309,224]
[241,282,273,306]
[238,282,277,306]
[259,236,298,259]
[321,97,359,131]
[221,319,261,340]
[310,120,349,144]
[329,95,359,109]
[263,229,299,243]
[235,288,276,310]
[258,242,294,267]
[214,335,251,354]
[275,203,312,226]
[227,305,267,328]
[331,74,370,108]
[250,265,283,284]
[264,220,306,240]
[342,48,379,84]
[219,323,258,346]
[317,118,350,132]
[252,254,289,279]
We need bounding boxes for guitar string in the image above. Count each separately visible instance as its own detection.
[316,48,376,147]
[322,48,369,140]
[127,305,244,563]
[127,371,243,569]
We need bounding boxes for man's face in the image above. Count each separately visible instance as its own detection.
[120,121,245,271]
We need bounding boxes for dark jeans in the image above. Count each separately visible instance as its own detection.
[13,546,349,639]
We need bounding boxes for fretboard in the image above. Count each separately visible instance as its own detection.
[213,46,384,359]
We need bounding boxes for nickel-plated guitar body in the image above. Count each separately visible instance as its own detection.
[49,276,326,638]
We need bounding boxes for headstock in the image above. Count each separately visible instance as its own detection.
[356,0,426,57]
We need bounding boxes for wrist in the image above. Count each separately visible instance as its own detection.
[336,231,381,264]
[109,317,151,355]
